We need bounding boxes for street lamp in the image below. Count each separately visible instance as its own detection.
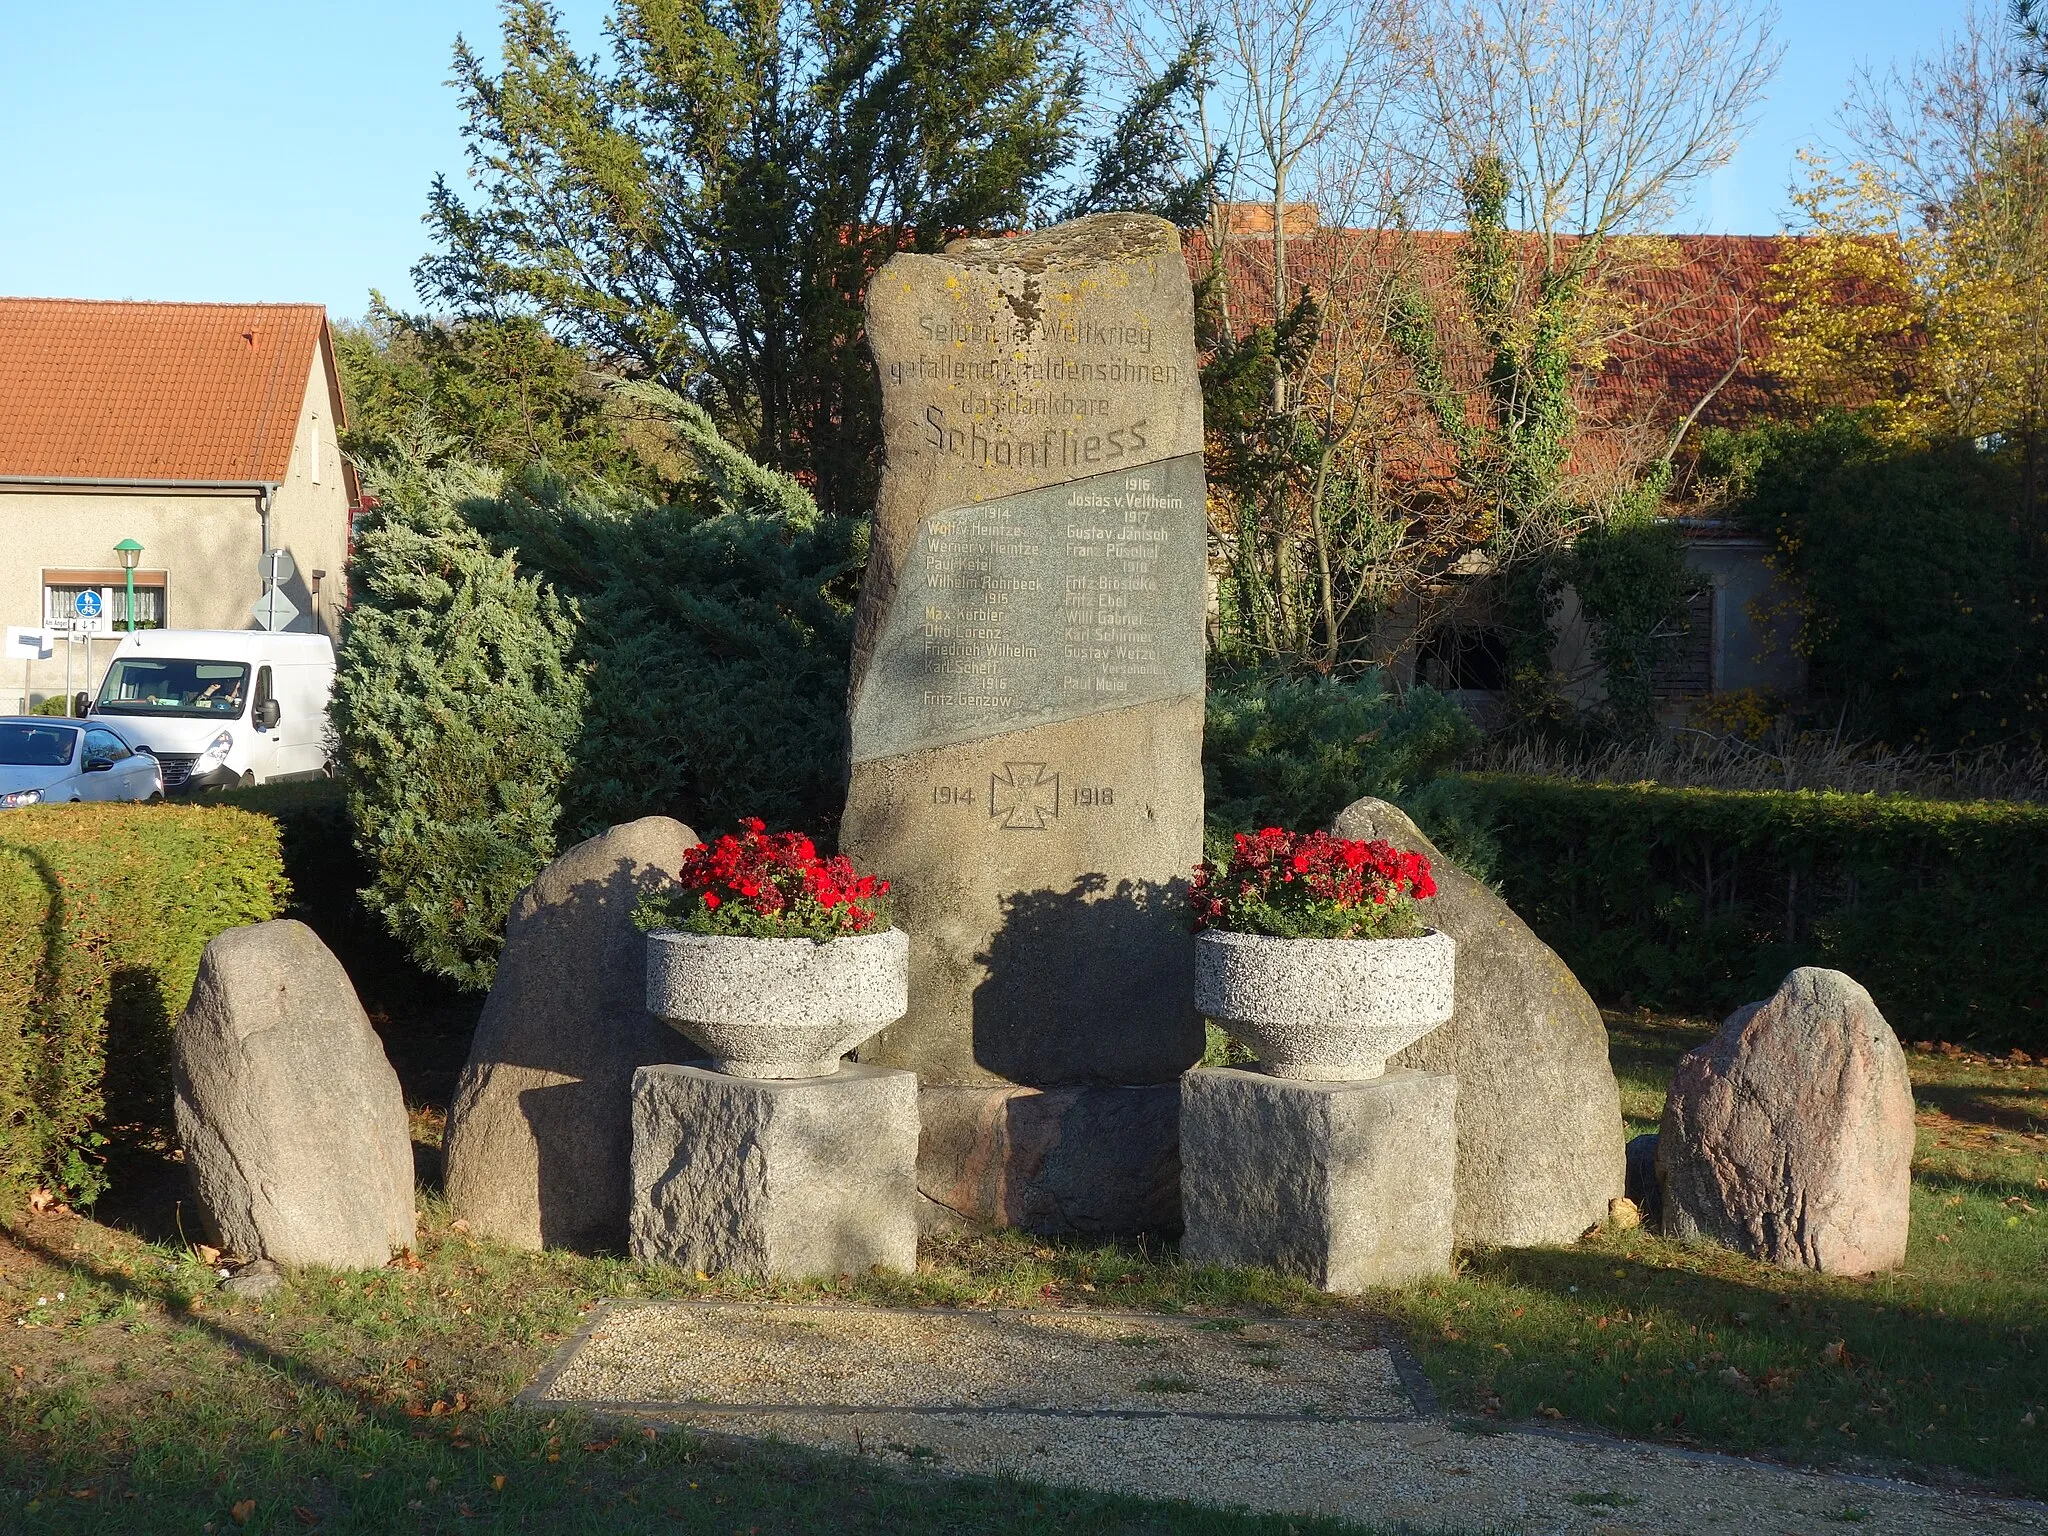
[114,539,143,632]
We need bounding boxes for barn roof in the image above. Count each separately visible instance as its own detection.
[1187,227,1796,484]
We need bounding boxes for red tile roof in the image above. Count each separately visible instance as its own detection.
[0,299,336,483]
[1187,229,1797,486]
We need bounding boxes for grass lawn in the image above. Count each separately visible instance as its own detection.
[0,1204,1364,1535]
[1376,1014,2048,1496]
[3,1017,2043,1531]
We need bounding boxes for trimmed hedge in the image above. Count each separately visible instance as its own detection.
[1416,775,2048,1046]
[0,805,288,1204]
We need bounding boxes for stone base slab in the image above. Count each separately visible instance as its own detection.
[630,1063,918,1278]
[1179,1067,1457,1292]
[915,1083,1181,1236]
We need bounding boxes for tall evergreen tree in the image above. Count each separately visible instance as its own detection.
[415,0,1084,518]
[334,298,681,495]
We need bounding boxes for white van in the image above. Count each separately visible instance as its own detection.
[89,630,336,793]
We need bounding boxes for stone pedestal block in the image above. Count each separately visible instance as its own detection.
[630,1063,919,1279]
[1179,1067,1456,1293]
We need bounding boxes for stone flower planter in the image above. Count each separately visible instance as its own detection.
[1195,928,1456,1081]
[645,927,910,1079]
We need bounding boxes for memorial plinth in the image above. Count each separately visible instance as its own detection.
[1179,1067,1458,1292]
[628,1063,919,1279]
[842,215,1207,1230]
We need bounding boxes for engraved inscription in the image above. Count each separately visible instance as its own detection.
[849,454,1205,762]
[892,312,1184,477]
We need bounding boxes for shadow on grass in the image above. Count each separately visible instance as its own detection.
[1910,1165,2048,1201]
[0,1224,1403,1536]
[1393,1229,2048,1496]
[1912,1082,2048,1134]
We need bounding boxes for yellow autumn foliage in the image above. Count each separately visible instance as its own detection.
[1766,131,2048,451]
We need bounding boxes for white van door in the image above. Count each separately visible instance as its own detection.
[250,665,283,783]
[289,662,331,776]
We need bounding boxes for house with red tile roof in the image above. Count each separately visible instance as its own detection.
[0,298,355,711]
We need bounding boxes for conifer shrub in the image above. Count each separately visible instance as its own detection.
[1203,669,1480,836]
[469,388,864,841]
[0,805,286,1205]
[331,438,585,990]
[334,395,860,988]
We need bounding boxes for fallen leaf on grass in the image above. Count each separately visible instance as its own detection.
[388,1249,425,1273]
[231,1498,256,1525]
[1539,1406,1563,1419]
[1821,1340,1851,1367]
[449,1219,472,1236]
[26,1188,55,1214]
[294,1506,320,1526]
[491,1475,505,1491]
[583,1438,618,1453]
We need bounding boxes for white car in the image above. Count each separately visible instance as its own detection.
[0,718,165,808]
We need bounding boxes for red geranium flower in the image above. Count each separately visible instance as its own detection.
[636,819,891,939]
[1189,828,1435,940]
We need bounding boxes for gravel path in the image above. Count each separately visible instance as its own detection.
[527,1301,2048,1535]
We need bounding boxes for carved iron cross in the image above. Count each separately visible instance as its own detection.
[989,762,1061,830]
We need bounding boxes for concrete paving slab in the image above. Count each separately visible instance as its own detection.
[526,1301,2048,1536]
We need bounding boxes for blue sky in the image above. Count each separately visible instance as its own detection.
[0,0,1982,321]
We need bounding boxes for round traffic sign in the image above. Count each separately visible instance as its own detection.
[260,549,297,586]
[73,590,102,618]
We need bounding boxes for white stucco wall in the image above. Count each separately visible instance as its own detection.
[264,334,353,637]
[0,487,263,709]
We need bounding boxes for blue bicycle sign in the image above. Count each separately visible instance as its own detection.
[73,590,102,619]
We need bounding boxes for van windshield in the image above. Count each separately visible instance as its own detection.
[96,659,251,719]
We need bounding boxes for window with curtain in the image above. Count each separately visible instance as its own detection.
[44,579,166,630]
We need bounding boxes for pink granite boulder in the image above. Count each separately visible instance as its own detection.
[1658,968,1914,1274]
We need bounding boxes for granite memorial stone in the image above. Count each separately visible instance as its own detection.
[1659,968,1914,1274]
[444,817,699,1251]
[1328,797,1626,1246]
[842,213,1209,1230]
